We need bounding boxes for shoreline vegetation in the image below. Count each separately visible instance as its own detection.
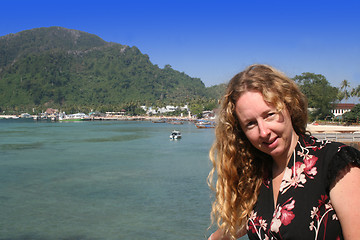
[0,114,198,122]
[2,113,360,132]
[2,114,360,149]
[2,113,360,130]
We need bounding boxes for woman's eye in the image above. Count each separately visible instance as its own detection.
[246,121,256,128]
[266,112,277,121]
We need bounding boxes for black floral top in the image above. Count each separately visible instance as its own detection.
[247,134,360,240]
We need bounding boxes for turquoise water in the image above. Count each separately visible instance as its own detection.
[0,119,217,240]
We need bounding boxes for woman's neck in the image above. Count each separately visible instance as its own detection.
[272,132,299,175]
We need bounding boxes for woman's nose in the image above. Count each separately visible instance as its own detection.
[258,120,270,138]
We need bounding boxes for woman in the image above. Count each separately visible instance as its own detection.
[208,64,360,240]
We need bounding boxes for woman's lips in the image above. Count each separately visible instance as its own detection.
[263,137,278,148]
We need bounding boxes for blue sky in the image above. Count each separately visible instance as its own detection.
[1,0,359,88]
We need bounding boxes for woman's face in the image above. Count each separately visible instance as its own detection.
[235,91,297,162]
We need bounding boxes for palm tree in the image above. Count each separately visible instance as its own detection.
[340,79,351,103]
[351,85,360,99]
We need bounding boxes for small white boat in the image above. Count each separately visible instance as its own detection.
[170,130,182,140]
[60,113,90,121]
[195,121,215,128]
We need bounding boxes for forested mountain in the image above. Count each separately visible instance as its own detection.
[205,83,226,101]
[0,27,223,113]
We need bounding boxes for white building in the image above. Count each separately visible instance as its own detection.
[331,103,355,118]
[141,105,189,115]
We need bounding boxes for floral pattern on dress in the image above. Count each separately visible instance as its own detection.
[270,197,295,233]
[248,136,344,240]
[309,195,339,240]
[279,147,318,194]
[248,210,270,239]
[248,196,297,239]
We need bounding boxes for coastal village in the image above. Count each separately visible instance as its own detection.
[0,103,356,121]
[2,103,360,143]
[0,104,217,129]
[0,104,210,120]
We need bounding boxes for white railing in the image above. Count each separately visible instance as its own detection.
[312,132,360,142]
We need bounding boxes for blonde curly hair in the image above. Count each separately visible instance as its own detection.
[208,64,308,239]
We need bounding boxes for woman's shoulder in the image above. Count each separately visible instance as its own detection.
[299,133,359,171]
[302,134,360,154]
[301,134,360,192]
[299,134,346,153]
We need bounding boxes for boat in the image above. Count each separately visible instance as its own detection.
[50,115,58,121]
[169,121,183,125]
[59,113,90,121]
[169,130,182,140]
[152,119,166,123]
[20,113,32,118]
[195,121,215,128]
[0,115,19,119]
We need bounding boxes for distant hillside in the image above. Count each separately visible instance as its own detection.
[205,83,227,101]
[0,27,107,68]
[0,27,223,112]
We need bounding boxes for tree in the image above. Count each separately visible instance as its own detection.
[339,79,351,102]
[343,104,360,123]
[293,72,338,120]
[189,103,204,118]
[203,99,218,111]
[351,85,360,99]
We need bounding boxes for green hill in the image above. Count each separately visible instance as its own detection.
[0,27,223,113]
[205,83,227,101]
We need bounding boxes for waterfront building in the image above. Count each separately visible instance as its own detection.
[331,103,355,118]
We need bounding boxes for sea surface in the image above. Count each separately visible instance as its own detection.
[0,119,250,240]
